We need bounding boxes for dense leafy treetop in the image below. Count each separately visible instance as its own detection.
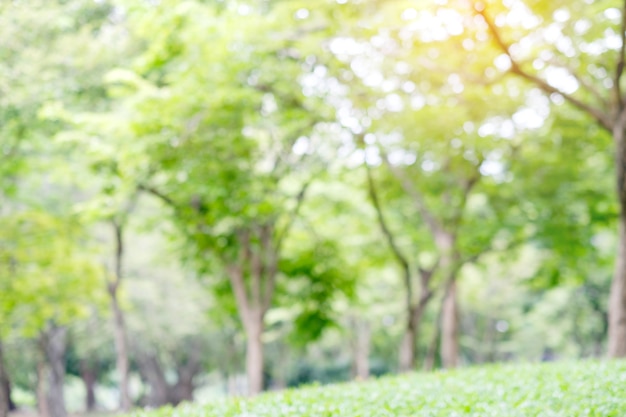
[0,211,103,338]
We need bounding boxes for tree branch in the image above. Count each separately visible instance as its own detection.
[107,220,124,296]
[546,57,608,109]
[450,170,481,229]
[365,163,414,308]
[616,0,626,110]
[275,180,311,251]
[250,227,263,311]
[270,119,321,177]
[380,149,443,238]
[476,5,612,132]
[260,223,276,313]
[418,260,440,293]
[137,184,178,209]
[227,230,252,325]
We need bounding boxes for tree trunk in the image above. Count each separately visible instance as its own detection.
[609,220,626,357]
[440,280,460,368]
[172,378,194,405]
[609,125,626,357]
[423,324,440,371]
[4,382,15,412]
[245,317,264,396]
[0,380,11,417]
[80,361,97,411]
[424,296,444,371]
[109,222,132,411]
[171,348,202,405]
[136,353,169,408]
[110,296,131,410]
[137,351,201,407]
[42,326,68,417]
[398,298,429,372]
[398,325,416,373]
[398,294,418,374]
[0,343,8,417]
[226,225,278,396]
[352,319,370,380]
[37,362,49,417]
[0,385,5,417]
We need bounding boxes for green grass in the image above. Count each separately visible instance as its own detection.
[133,360,626,417]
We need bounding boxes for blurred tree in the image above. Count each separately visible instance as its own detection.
[2,0,624,407]
[95,0,357,394]
[1,0,132,412]
[467,0,626,357]
[0,211,103,417]
[66,312,117,412]
[317,1,527,368]
[0,342,11,417]
[123,228,218,406]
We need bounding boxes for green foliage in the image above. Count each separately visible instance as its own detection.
[129,361,626,416]
[280,239,355,345]
[0,211,104,338]
[0,0,118,193]
[1,0,624,405]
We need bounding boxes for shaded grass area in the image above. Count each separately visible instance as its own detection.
[130,360,626,417]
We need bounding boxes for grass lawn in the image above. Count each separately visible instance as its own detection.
[131,360,626,417]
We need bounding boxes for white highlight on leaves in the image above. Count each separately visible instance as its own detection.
[604,8,621,21]
[513,108,544,130]
[545,67,579,94]
[295,8,309,19]
[494,54,511,71]
[292,137,310,155]
[553,8,570,23]
[401,8,418,21]
[575,19,591,35]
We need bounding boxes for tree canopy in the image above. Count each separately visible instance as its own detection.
[0,0,623,414]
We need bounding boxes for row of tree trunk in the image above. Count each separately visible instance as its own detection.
[0,220,198,417]
[136,349,202,407]
[365,159,465,373]
[19,336,200,417]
